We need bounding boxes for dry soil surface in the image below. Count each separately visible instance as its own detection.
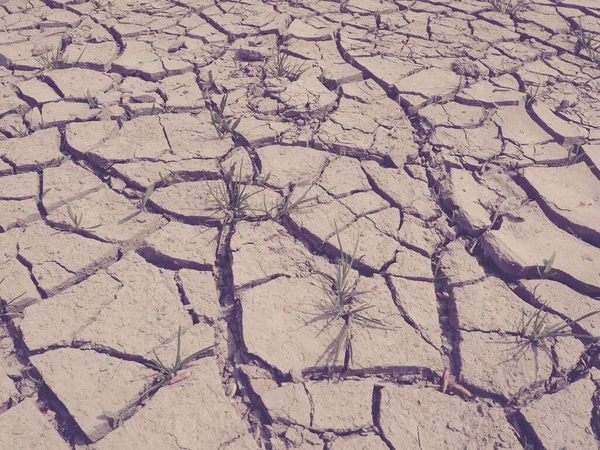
[0,0,599,449]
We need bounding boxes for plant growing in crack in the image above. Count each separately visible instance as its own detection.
[86,89,99,109]
[208,164,315,224]
[104,327,214,427]
[505,295,599,369]
[488,0,529,15]
[66,204,101,232]
[576,19,600,64]
[208,93,240,139]
[537,251,556,279]
[305,226,394,369]
[0,278,26,319]
[208,164,263,223]
[468,197,529,253]
[265,47,307,81]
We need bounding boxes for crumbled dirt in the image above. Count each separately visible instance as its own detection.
[1,0,600,449]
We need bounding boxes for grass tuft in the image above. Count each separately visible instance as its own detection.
[66,204,101,231]
[105,327,214,427]
[305,226,394,369]
[208,164,315,224]
[266,48,307,81]
[488,0,529,15]
[576,19,600,64]
[208,93,240,139]
[509,299,598,368]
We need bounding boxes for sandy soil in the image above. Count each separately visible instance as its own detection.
[0,0,599,448]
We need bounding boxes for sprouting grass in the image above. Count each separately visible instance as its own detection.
[35,47,70,70]
[0,278,25,319]
[208,93,240,139]
[488,0,529,15]
[36,44,87,70]
[261,186,315,220]
[469,197,528,253]
[305,227,393,368]
[105,327,214,427]
[576,19,600,64]
[86,90,99,109]
[508,300,599,368]
[208,164,315,224]
[265,48,307,81]
[537,252,556,278]
[208,164,263,224]
[66,204,101,231]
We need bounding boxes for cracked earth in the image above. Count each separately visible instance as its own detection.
[0,0,599,448]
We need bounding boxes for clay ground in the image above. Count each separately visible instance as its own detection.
[0,0,599,448]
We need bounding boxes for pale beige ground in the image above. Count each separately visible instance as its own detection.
[0,0,599,449]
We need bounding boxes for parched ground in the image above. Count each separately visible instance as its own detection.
[0,0,599,448]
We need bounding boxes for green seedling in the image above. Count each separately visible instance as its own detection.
[566,144,587,166]
[92,0,108,9]
[488,0,529,15]
[86,90,99,109]
[66,204,101,231]
[139,182,155,211]
[35,44,87,70]
[509,300,599,368]
[104,327,214,427]
[208,164,263,223]
[469,197,527,253]
[305,226,393,368]
[537,252,556,278]
[266,48,307,81]
[8,123,28,137]
[35,46,70,70]
[576,19,600,64]
[37,188,51,205]
[209,93,241,139]
[260,185,315,220]
[0,278,26,319]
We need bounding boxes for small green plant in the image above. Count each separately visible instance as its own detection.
[208,165,315,223]
[138,182,155,211]
[566,144,587,166]
[261,186,315,220]
[537,251,556,278]
[104,327,214,427]
[469,197,528,253]
[488,0,529,15]
[209,93,240,139]
[0,278,25,319]
[92,0,108,9]
[86,90,99,109]
[35,46,70,70]
[66,204,101,231]
[305,227,393,368]
[509,300,599,367]
[266,48,307,81]
[37,188,50,205]
[8,123,29,137]
[317,68,332,85]
[208,164,262,223]
[524,83,548,108]
[576,19,600,64]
